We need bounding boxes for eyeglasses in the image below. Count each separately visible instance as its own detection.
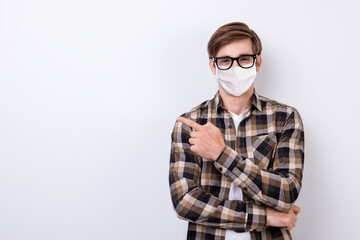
[213,54,257,70]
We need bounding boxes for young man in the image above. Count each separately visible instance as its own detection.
[169,22,304,240]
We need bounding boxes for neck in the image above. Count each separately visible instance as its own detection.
[219,84,253,115]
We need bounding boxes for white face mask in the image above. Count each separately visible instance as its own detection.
[215,64,256,96]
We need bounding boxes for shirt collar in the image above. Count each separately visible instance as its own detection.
[252,89,263,111]
[214,89,263,112]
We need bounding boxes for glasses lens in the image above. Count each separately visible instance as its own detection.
[217,58,232,70]
[238,56,255,68]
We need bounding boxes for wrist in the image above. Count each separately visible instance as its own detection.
[266,207,272,226]
[213,144,226,160]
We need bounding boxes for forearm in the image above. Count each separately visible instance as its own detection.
[214,146,302,211]
[169,166,267,232]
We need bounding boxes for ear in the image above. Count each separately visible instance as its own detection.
[209,58,216,75]
[256,55,262,72]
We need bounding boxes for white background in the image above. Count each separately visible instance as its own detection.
[1,0,359,239]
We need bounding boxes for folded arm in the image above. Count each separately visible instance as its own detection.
[169,121,267,232]
[214,109,304,212]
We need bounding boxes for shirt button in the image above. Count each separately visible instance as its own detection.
[243,187,248,191]
[219,167,223,172]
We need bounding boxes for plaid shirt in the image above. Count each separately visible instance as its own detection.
[169,90,304,240]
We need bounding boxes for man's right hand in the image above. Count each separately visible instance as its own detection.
[266,205,301,230]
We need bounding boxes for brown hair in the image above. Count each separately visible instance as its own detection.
[207,22,262,59]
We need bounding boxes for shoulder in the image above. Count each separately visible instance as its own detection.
[259,94,301,115]
[180,98,215,124]
[172,97,215,136]
[257,93,304,128]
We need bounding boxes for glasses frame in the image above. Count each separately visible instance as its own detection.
[213,54,257,70]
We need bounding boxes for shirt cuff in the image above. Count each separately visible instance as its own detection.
[214,145,243,174]
[244,203,267,231]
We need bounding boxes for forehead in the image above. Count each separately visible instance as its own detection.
[216,38,253,57]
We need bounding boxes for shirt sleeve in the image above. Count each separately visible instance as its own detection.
[169,120,267,232]
[214,108,305,212]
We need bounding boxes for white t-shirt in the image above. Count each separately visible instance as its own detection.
[225,107,251,240]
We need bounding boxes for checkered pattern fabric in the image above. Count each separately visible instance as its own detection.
[169,90,304,240]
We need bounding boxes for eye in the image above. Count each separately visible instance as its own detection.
[239,56,252,62]
[218,58,231,64]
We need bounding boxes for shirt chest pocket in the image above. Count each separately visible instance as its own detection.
[251,134,277,169]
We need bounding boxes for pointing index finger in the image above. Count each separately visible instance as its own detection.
[177,117,202,131]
